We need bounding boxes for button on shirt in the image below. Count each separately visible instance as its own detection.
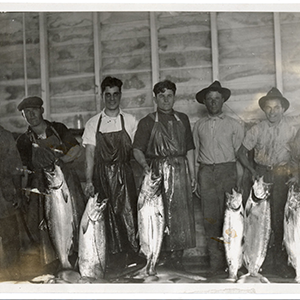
[82,109,138,146]
[243,116,300,167]
[193,113,244,165]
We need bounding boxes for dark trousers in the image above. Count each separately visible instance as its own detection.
[256,164,291,273]
[198,162,237,271]
[0,214,20,279]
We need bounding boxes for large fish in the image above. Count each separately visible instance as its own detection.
[78,194,107,279]
[243,176,272,277]
[136,170,165,277]
[283,184,300,283]
[44,163,75,269]
[223,188,244,281]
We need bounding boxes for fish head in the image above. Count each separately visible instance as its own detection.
[44,164,64,189]
[252,176,272,200]
[287,184,300,210]
[226,188,243,210]
[142,171,162,196]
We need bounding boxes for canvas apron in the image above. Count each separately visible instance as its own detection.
[146,112,196,251]
[93,114,138,254]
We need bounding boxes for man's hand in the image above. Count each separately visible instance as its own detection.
[143,164,151,175]
[287,175,299,186]
[191,177,197,193]
[85,182,95,198]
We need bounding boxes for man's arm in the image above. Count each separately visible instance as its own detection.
[60,144,82,164]
[237,145,257,178]
[133,148,150,174]
[85,144,96,197]
[186,149,196,192]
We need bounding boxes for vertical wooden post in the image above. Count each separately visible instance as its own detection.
[39,12,50,119]
[274,12,283,92]
[150,12,159,108]
[93,12,102,112]
[22,13,28,97]
[210,12,219,81]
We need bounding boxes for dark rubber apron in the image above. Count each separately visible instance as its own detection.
[93,114,138,254]
[146,112,196,251]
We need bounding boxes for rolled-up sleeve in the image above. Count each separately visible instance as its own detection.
[233,121,245,153]
[243,124,258,151]
[82,117,97,147]
[132,116,153,153]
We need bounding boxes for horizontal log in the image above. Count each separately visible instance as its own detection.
[48,25,93,46]
[101,22,150,41]
[158,31,211,52]
[102,54,151,73]
[50,95,96,114]
[101,37,150,57]
[100,12,149,25]
[0,84,25,101]
[157,12,210,34]
[217,12,273,30]
[0,115,27,133]
[49,77,95,97]
[160,50,211,69]
[47,12,93,30]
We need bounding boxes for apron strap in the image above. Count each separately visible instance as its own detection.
[95,114,103,137]
[120,114,125,130]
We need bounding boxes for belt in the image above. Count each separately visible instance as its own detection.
[200,161,236,167]
[256,163,288,171]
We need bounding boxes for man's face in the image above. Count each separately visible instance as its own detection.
[263,98,284,124]
[23,107,44,127]
[154,89,175,113]
[103,86,121,111]
[203,91,224,116]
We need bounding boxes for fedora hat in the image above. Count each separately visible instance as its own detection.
[258,87,290,112]
[196,81,231,104]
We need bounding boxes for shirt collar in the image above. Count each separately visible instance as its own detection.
[157,108,175,115]
[101,108,123,118]
[207,112,225,120]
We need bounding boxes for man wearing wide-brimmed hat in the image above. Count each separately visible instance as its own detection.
[238,87,300,278]
[193,81,244,277]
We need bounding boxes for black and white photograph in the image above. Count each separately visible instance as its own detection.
[0,2,300,297]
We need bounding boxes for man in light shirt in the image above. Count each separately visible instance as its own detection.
[238,87,299,278]
[193,81,244,277]
[82,76,141,272]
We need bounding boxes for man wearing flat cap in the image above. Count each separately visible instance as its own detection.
[238,87,300,278]
[193,81,244,277]
[16,96,86,269]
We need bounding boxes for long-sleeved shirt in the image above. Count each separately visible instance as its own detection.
[193,113,244,165]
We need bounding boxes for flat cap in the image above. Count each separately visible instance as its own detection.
[17,96,43,111]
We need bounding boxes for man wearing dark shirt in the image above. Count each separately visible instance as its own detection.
[16,96,86,269]
[133,80,196,270]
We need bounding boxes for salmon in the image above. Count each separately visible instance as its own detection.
[135,170,165,278]
[44,163,75,269]
[243,176,272,277]
[222,188,244,281]
[78,194,107,280]
[283,184,300,283]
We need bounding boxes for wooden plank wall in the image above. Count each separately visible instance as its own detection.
[1,11,300,133]
[0,12,40,132]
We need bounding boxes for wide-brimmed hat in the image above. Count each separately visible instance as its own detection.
[17,96,43,111]
[258,87,290,112]
[196,81,231,104]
